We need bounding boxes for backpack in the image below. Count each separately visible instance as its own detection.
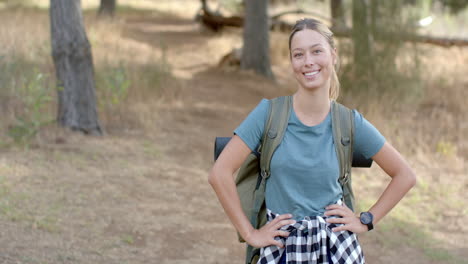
[214,95,372,264]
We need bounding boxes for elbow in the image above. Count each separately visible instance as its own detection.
[393,166,417,191]
[208,165,222,187]
[208,164,234,190]
[406,168,417,189]
[208,167,216,187]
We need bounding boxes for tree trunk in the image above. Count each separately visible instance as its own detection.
[352,0,373,90]
[241,0,274,79]
[50,0,102,135]
[331,0,346,28]
[98,0,116,18]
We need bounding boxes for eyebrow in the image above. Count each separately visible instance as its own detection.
[291,44,323,52]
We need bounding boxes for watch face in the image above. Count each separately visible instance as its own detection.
[361,212,373,225]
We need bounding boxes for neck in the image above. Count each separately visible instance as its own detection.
[293,86,331,116]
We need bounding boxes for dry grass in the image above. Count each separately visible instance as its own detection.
[0,1,467,264]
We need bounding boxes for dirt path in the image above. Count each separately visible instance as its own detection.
[0,10,465,264]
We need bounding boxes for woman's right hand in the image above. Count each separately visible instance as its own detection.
[244,213,295,248]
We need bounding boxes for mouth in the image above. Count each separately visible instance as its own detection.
[303,70,320,77]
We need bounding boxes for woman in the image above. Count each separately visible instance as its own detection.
[208,18,416,264]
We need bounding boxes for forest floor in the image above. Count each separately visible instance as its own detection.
[0,1,467,264]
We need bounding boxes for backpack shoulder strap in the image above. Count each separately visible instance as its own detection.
[331,101,355,211]
[246,96,291,264]
[259,96,292,177]
[249,96,291,227]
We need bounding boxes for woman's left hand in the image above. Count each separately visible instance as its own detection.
[324,203,369,234]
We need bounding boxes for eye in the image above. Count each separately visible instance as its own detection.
[313,49,323,54]
[293,53,303,58]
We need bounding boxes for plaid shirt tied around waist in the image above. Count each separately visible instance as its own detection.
[257,206,365,264]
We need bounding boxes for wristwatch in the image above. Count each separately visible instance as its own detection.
[360,212,374,231]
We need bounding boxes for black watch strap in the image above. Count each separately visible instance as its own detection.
[360,212,374,231]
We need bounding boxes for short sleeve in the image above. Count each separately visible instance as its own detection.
[353,110,386,159]
[233,99,270,152]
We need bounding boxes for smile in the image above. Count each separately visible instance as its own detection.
[303,70,320,77]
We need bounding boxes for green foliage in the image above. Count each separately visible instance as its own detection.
[95,44,171,112]
[0,55,54,145]
[8,71,53,144]
[95,63,131,108]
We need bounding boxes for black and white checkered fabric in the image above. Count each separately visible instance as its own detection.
[257,205,365,264]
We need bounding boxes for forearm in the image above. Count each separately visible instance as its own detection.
[368,168,416,225]
[324,168,415,233]
[208,167,254,240]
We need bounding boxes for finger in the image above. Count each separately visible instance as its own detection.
[269,214,294,227]
[325,204,343,210]
[327,207,354,217]
[272,219,296,230]
[326,217,346,224]
[271,239,284,248]
[324,209,345,216]
[275,230,291,238]
[332,225,349,232]
[271,213,293,223]
[326,204,353,213]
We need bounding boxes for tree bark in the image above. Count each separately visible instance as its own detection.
[98,0,116,18]
[241,0,274,79]
[50,0,102,135]
[331,0,346,28]
[352,0,373,89]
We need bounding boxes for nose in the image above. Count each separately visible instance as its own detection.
[304,52,314,66]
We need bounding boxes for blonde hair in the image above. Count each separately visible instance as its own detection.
[289,18,340,100]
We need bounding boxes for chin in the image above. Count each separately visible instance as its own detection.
[299,82,323,91]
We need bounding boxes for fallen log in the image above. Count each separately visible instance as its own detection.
[198,0,242,31]
[199,13,243,32]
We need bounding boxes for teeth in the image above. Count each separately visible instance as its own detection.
[304,71,319,76]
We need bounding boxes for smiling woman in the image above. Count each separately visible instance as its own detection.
[208,18,416,264]
[290,30,336,96]
[288,19,340,100]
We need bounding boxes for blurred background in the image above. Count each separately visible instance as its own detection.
[0,0,466,263]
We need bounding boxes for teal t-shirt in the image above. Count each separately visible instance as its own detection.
[234,99,385,220]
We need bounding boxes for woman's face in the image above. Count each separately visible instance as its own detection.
[290,29,336,92]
